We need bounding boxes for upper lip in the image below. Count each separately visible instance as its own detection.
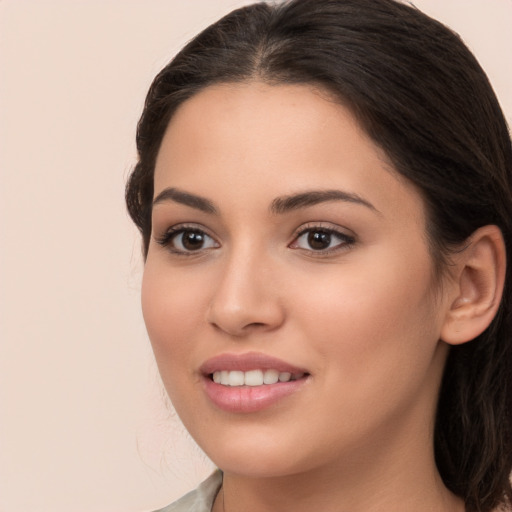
[200,352,309,375]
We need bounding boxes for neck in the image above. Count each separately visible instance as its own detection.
[213,405,465,512]
[215,453,464,512]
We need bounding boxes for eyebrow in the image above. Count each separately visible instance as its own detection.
[152,187,378,215]
[152,187,217,214]
[270,189,379,215]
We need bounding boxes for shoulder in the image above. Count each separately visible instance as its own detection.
[152,470,223,512]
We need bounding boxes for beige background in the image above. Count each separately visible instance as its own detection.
[0,1,510,511]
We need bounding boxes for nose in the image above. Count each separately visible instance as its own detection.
[206,248,285,337]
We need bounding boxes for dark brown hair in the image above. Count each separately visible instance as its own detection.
[126,1,512,510]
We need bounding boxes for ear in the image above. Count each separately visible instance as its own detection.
[441,225,506,345]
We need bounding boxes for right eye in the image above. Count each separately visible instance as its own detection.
[156,227,219,254]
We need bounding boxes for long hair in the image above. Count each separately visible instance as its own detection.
[126,1,512,510]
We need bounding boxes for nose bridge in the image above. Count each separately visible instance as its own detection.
[207,238,284,336]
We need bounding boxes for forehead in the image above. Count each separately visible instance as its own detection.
[154,82,425,226]
[157,83,374,172]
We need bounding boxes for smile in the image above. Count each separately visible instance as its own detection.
[201,352,310,413]
[211,369,306,386]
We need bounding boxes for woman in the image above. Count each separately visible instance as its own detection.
[126,0,512,510]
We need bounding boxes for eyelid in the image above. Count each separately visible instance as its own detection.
[291,221,355,239]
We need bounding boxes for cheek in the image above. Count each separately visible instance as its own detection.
[141,259,208,381]
[291,250,440,385]
[281,255,444,455]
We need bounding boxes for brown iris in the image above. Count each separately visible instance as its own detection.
[308,230,332,250]
[181,230,206,250]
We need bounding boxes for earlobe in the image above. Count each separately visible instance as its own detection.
[441,225,506,346]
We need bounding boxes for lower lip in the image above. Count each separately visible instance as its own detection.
[202,376,309,413]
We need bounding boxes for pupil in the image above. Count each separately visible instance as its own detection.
[183,231,204,250]
[308,231,331,250]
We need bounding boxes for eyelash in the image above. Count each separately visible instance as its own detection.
[154,223,356,256]
[155,224,219,256]
[290,223,356,256]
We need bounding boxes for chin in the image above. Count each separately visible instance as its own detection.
[188,422,321,478]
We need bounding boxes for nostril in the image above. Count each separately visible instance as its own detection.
[206,292,285,336]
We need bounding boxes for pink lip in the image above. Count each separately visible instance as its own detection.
[200,352,310,414]
[200,351,308,374]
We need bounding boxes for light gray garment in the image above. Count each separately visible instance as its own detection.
[153,471,222,512]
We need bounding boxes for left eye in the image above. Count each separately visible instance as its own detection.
[169,229,218,252]
[291,228,354,252]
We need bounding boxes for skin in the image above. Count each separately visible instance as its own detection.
[142,83,466,511]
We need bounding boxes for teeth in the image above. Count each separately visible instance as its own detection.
[245,369,263,386]
[211,369,304,387]
[228,371,245,386]
[263,369,279,384]
[278,372,291,382]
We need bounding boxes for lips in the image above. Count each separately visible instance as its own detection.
[200,352,310,413]
[200,352,308,374]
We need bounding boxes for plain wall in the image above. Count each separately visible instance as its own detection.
[0,1,510,511]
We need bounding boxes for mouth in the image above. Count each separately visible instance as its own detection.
[200,352,310,413]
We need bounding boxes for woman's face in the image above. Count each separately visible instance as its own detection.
[142,83,452,478]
